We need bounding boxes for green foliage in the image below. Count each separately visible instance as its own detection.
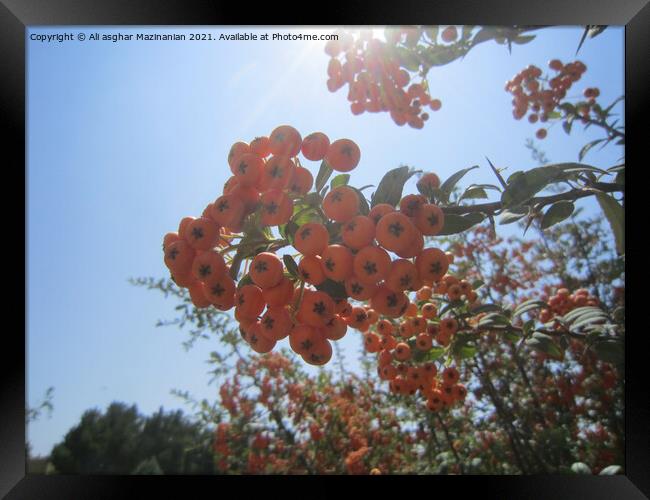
[49,402,215,474]
[371,166,417,207]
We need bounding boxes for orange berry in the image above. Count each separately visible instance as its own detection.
[364,332,382,352]
[439,317,459,336]
[246,322,277,353]
[399,194,427,217]
[211,195,245,229]
[188,282,211,308]
[353,245,392,285]
[262,276,294,307]
[404,301,418,317]
[191,249,227,282]
[260,189,292,226]
[421,302,437,319]
[303,338,333,365]
[368,203,395,225]
[342,215,376,250]
[447,284,462,301]
[298,255,326,285]
[269,125,302,157]
[301,132,330,161]
[235,284,265,320]
[249,136,271,158]
[398,321,414,338]
[228,141,250,171]
[395,229,425,260]
[370,285,409,318]
[378,349,393,367]
[321,244,354,282]
[290,324,325,357]
[441,26,458,43]
[417,173,441,193]
[294,222,329,257]
[442,366,460,385]
[162,232,180,252]
[415,332,433,351]
[287,166,314,195]
[376,212,416,253]
[345,276,378,301]
[259,306,293,341]
[228,184,260,215]
[385,259,419,292]
[322,186,360,223]
[260,156,295,191]
[325,138,361,172]
[377,319,394,336]
[250,252,284,289]
[416,248,449,283]
[393,342,412,361]
[323,315,347,341]
[366,308,379,324]
[164,239,196,276]
[414,204,445,236]
[231,153,263,187]
[299,290,335,327]
[416,286,433,301]
[186,217,221,251]
[204,274,236,309]
[348,306,370,331]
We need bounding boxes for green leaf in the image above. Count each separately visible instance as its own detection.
[595,193,624,255]
[571,462,592,474]
[469,303,502,314]
[599,465,623,475]
[440,165,480,194]
[525,332,563,359]
[578,139,606,161]
[350,187,370,216]
[563,117,574,135]
[427,347,446,361]
[370,166,416,208]
[561,306,602,323]
[512,34,536,44]
[315,278,347,300]
[459,187,488,200]
[236,273,253,289]
[499,207,528,225]
[501,165,564,208]
[471,279,485,290]
[315,160,333,193]
[541,201,575,229]
[282,221,299,245]
[458,345,477,359]
[470,27,497,47]
[478,313,511,327]
[421,45,462,67]
[330,174,350,189]
[395,46,422,71]
[513,299,550,318]
[282,255,300,279]
[437,213,485,235]
[592,340,623,366]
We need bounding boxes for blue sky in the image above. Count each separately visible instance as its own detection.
[26,26,623,456]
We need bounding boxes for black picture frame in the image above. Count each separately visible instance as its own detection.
[4,0,647,498]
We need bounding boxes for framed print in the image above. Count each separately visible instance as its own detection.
[3,0,647,498]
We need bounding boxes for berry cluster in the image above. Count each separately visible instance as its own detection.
[325,29,441,129]
[162,125,362,364]
[505,59,598,139]
[539,287,601,323]
[359,274,479,412]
